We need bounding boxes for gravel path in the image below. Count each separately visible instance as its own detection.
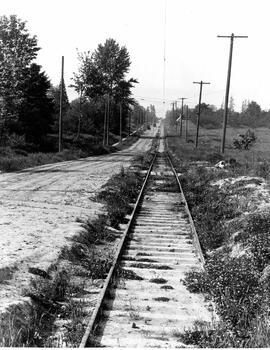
[0,128,157,311]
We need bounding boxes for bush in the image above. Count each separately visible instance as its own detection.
[185,251,262,333]
[180,168,239,252]
[97,168,143,227]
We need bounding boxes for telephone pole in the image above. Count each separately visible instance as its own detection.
[119,102,122,145]
[103,95,107,147]
[179,98,187,136]
[185,105,189,142]
[128,110,131,136]
[172,102,175,128]
[218,33,248,153]
[106,95,110,146]
[193,81,210,148]
[58,56,64,152]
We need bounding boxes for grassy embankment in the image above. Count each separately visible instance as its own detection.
[167,122,270,347]
[0,135,159,347]
[0,130,142,172]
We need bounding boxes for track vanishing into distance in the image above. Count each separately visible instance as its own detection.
[80,138,214,348]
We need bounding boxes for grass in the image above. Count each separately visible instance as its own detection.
[166,124,270,347]
[96,167,144,228]
[0,146,97,172]
[166,121,270,179]
[117,268,144,280]
[0,127,145,173]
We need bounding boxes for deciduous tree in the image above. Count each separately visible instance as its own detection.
[0,15,39,138]
[72,39,137,135]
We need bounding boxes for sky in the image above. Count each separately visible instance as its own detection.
[1,0,270,117]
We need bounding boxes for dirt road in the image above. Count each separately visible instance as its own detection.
[0,128,157,311]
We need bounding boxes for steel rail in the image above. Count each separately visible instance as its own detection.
[79,153,157,348]
[166,152,205,266]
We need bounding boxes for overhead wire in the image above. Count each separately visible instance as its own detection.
[162,0,167,106]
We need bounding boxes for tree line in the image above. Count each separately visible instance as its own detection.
[166,99,270,130]
[0,15,156,152]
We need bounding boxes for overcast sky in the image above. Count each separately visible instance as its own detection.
[1,0,270,116]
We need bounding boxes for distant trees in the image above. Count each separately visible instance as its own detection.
[185,100,270,129]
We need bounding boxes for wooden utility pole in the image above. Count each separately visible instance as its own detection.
[106,95,110,146]
[218,33,248,153]
[179,97,187,136]
[58,56,64,152]
[119,102,122,144]
[172,102,175,128]
[103,96,107,147]
[193,81,210,148]
[185,105,189,142]
[128,111,131,136]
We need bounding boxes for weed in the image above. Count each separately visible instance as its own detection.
[129,263,172,270]
[153,297,170,302]
[117,268,144,280]
[97,168,143,227]
[136,252,152,256]
[136,258,157,263]
[161,285,174,290]
[149,278,167,284]
[129,311,142,321]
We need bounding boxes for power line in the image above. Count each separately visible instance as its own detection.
[162,0,167,105]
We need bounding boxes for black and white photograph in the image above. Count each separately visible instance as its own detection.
[0,0,269,347]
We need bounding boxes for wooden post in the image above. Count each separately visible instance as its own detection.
[58,56,64,152]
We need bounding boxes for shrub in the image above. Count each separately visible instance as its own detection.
[184,251,262,334]
[97,168,143,227]
[254,160,270,178]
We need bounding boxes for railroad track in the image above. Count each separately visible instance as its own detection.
[80,147,213,348]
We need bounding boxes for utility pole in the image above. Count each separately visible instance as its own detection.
[179,98,187,136]
[185,105,189,142]
[103,95,107,147]
[172,102,175,129]
[106,95,110,146]
[58,56,64,152]
[218,33,248,153]
[193,81,210,148]
[128,111,131,136]
[119,102,122,145]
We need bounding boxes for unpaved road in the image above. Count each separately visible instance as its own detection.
[0,128,157,311]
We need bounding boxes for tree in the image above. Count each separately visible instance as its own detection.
[0,15,39,138]
[229,96,235,112]
[17,63,54,146]
[241,101,261,124]
[72,39,137,137]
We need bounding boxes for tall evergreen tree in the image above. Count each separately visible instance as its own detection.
[17,63,54,145]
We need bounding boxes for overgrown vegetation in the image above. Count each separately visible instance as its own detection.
[96,167,144,227]
[167,140,270,347]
